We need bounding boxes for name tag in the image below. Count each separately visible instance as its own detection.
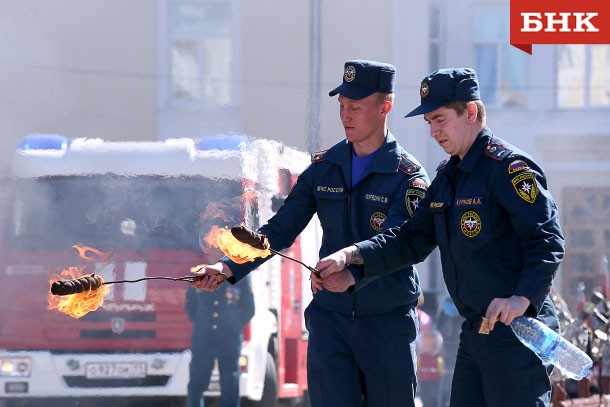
[316,185,345,194]
[455,197,485,206]
[430,202,446,209]
[364,193,390,205]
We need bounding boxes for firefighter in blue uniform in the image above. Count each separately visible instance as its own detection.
[185,276,254,407]
[316,68,565,407]
[187,202,255,407]
[192,60,430,407]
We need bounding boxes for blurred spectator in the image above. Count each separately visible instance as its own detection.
[436,297,462,407]
[186,201,255,407]
[416,295,443,407]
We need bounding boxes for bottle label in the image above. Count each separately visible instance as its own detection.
[539,336,561,360]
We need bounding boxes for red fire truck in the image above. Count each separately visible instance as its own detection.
[0,135,318,406]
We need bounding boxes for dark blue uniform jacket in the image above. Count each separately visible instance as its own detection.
[223,132,430,316]
[185,277,255,356]
[357,127,564,325]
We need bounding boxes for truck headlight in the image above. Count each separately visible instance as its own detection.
[0,357,32,377]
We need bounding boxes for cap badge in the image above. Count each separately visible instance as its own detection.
[420,82,429,98]
[344,66,356,82]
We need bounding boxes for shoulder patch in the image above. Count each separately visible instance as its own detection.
[484,143,512,161]
[399,154,420,175]
[311,149,328,163]
[508,159,529,174]
[436,158,450,172]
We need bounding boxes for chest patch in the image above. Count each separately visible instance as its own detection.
[460,211,482,238]
[511,172,538,203]
[370,212,387,232]
[406,189,426,216]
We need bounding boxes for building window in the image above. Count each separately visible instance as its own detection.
[168,1,232,107]
[557,45,610,109]
[562,188,610,310]
[473,7,528,107]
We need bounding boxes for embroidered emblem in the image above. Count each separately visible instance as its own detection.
[409,178,428,190]
[406,189,426,216]
[370,212,387,232]
[344,66,356,82]
[455,197,484,206]
[508,160,529,174]
[460,211,482,238]
[420,82,429,98]
[511,172,538,203]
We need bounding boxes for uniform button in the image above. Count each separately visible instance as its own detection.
[212,325,218,330]
[212,312,219,318]
[213,300,219,305]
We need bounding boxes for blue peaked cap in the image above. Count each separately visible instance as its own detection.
[405,68,481,117]
[329,60,395,100]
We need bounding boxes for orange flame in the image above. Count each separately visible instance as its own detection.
[72,244,112,262]
[47,246,111,319]
[203,225,271,264]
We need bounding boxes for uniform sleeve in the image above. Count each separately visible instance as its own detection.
[351,169,430,290]
[356,178,439,279]
[222,164,318,282]
[239,277,256,326]
[492,157,565,314]
[185,286,197,322]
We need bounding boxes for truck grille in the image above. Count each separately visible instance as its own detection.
[80,330,156,339]
[63,376,170,388]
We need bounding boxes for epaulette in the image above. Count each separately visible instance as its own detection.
[436,158,450,172]
[310,149,328,163]
[399,154,420,175]
[484,143,512,161]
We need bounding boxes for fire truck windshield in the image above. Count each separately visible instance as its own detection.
[6,175,243,251]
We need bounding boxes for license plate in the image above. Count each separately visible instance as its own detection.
[85,362,147,379]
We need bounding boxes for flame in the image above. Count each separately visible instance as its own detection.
[203,225,271,264]
[72,244,112,262]
[47,246,111,319]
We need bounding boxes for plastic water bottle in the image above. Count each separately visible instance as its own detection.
[510,316,592,380]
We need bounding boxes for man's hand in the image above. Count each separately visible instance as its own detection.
[311,271,324,294]
[322,269,355,292]
[190,262,233,292]
[316,246,358,278]
[485,295,530,331]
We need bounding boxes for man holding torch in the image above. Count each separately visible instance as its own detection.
[192,59,430,407]
[314,68,565,407]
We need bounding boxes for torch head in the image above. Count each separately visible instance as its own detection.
[50,274,103,296]
[230,225,270,250]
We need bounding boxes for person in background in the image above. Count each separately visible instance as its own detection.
[186,203,255,407]
[415,294,443,407]
[436,296,461,407]
[315,68,565,407]
[191,60,430,407]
